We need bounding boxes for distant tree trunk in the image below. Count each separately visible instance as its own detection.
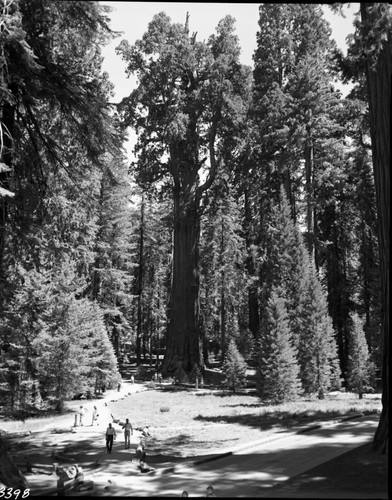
[135,193,145,365]
[221,287,226,362]
[220,225,226,361]
[244,189,260,338]
[360,3,391,454]
[162,186,203,375]
[305,113,315,263]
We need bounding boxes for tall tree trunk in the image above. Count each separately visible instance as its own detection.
[305,118,315,263]
[162,187,203,376]
[0,101,15,312]
[221,286,226,362]
[135,193,145,365]
[360,3,390,454]
[244,189,260,338]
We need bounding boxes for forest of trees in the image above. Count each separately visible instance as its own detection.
[0,2,389,451]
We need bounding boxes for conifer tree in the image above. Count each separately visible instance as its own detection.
[200,172,248,362]
[117,12,251,376]
[91,155,138,359]
[0,259,119,412]
[297,262,342,397]
[256,289,302,403]
[262,188,341,397]
[347,312,375,398]
[222,339,247,393]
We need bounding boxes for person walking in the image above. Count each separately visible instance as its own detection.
[78,405,86,426]
[91,406,99,426]
[131,374,135,385]
[105,423,116,453]
[122,418,133,449]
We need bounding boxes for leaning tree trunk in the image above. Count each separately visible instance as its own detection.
[360,3,391,454]
[162,186,203,377]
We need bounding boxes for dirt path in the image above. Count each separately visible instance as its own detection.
[2,381,149,496]
[77,415,381,498]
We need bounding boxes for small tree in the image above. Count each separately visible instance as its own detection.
[222,339,248,393]
[256,290,302,403]
[347,313,376,399]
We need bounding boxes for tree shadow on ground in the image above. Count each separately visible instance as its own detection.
[82,439,387,498]
[193,409,371,433]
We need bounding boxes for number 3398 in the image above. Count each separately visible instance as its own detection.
[0,488,30,499]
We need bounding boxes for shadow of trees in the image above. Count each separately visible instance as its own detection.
[193,409,372,434]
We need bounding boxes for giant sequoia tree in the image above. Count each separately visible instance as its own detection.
[117,13,251,376]
[359,2,390,455]
[336,1,391,454]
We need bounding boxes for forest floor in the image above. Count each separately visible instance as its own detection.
[0,370,387,497]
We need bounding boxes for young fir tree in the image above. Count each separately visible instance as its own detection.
[256,289,302,403]
[0,258,119,413]
[346,312,375,399]
[91,155,138,359]
[262,188,341,398]
[200,172,248,363]
[222,339,248,394]
[297,261,342,397]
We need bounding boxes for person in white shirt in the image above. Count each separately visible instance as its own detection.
[78,405,86,426]
[105,423,116,453]
[122,418,133,449]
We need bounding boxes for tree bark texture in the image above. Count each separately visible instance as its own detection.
[360,3,390,454]
[162,187,203,375]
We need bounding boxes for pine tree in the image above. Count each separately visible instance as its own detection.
[347,312,375,398]
[222,339,248,393]
[256,289,302,403]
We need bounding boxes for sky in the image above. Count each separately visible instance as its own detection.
[99,2,360,158]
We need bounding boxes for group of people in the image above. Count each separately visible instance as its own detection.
[105,418,151,461]
[75,405,99,427]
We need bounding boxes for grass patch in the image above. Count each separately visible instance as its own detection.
[107,389,381,459]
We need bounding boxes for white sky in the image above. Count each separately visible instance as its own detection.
[99,2,359,158]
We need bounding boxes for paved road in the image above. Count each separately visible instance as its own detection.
[87,414,379,497]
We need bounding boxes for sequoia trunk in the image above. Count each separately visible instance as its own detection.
[360,3,390,454]
[162,187,203,376]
